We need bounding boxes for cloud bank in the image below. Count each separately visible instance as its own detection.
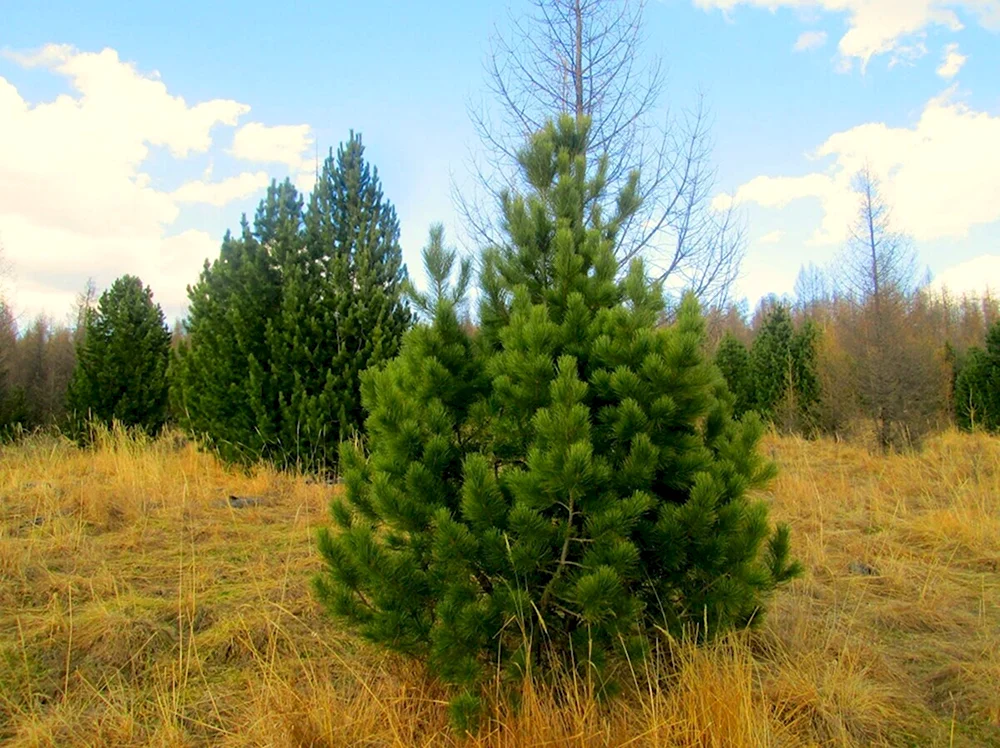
[0,45,314,319]
[694,0,1000,69]
[717,88,1000,246]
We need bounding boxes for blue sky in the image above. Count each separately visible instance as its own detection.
[1,0,998,323]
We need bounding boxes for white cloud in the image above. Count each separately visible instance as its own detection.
[931,254,1000,297]
[693,0,1000,68]
[736,259,800,303]
[888,37,929,68]
[2,46,249,158]
[793,30,828,51]
[718,88,1000,245]
[0,45,306,320]
[937,42,968,78]
[757,229,786,244]
[231,122,314,172]
[172,171,270,207]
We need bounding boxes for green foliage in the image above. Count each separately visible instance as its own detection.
[749,303,820,432]
[790,319,821,419]
[267,134,411,470]
[172,134,410,470]
[67,275,171,434]
[171,194,287,464]
[0,300,25,435]
[406,224,471,319]
[315,117,801,718]
[750,303,794,418]
[954,321,1000,433]
[715,333,753,417]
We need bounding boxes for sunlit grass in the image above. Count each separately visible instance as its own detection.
[1,425,998,745]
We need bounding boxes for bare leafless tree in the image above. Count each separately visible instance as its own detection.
[793,262,830,316]
[71,277,98,346]
[836,166,942,451]
[841,165,918,306]
[0,291,16,420]
[461,0,745,305]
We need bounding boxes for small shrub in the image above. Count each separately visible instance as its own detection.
[314,117,801,722]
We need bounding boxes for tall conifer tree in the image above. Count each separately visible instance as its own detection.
[267,134,410,470]
[173,138,409,471]
[750,303,820,432]
[315,117,800,726]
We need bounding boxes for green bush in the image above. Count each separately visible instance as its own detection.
[314,117,801,727]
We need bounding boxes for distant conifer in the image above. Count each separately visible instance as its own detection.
[68,275,171,434]
[715,333,753,417]
[954,320,1000,432]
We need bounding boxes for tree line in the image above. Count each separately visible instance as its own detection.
[1,159,998,450]
[706,167,999,451]
[1,134,411,460]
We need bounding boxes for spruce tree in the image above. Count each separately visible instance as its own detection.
[715,333,753,417]
[954,320,1000,433]
[267,134,410,471]
[750,303,794,419]
[68,275,171,434]
[790,319,821,429]
[315,117,801,725]
[174,137,409,472]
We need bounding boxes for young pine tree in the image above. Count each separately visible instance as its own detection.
[68,275,171,433]
[954,320,1000,433]
[314,117,801,726]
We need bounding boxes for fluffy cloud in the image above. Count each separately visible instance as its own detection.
[888,38,930,69]
[231,122,314,172]
[694,0,1000,68]
[932,254,1000,297]
[717,88,1000,244]
[756,229,787,244]
[172,171,271,207]
[0,45,310,320]
[793,30,828,51]
[937,42,968,77]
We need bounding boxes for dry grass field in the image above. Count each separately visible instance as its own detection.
[1,427,998,746]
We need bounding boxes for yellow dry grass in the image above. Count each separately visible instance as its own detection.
[1,426,998,746]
